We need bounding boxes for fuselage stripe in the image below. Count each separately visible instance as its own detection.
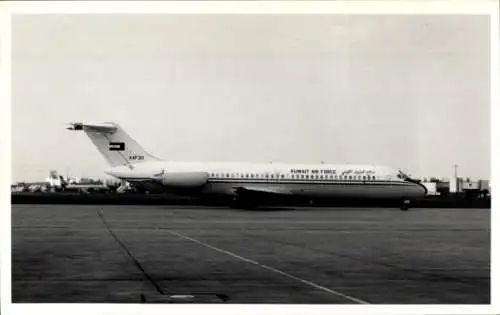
[121,177,415,186]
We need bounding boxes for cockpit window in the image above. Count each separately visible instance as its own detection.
[397,170,409,180]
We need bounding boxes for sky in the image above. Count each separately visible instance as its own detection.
[11,14,491,182]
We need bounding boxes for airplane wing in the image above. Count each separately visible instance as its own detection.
[233,186,294,196]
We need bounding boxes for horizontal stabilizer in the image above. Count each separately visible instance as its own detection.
[66,122,118,132]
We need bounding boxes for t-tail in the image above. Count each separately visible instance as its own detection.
[67,122,159,169]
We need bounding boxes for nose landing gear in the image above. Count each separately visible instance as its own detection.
[400,199,411,211]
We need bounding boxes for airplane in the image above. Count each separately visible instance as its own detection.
[12,174,112,194]
[13,182,52,193]
[67,122,427,210]
[14,174,65,192]
[58,176,112,194]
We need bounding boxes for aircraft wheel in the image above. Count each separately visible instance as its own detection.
[400,199,411,211]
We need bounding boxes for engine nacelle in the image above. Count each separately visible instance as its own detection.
[161,171,208,188]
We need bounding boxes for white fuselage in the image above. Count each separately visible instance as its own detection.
[105,161,427,200]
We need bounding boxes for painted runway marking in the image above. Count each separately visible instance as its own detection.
[97,210,165,295]
[167,230,369,304]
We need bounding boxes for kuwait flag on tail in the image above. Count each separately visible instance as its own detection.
[109,142,125,151]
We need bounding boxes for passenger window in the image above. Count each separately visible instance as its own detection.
[320,175,323,179]
[245,173,249,178]
[281,174,284,179]
[301,175,304,179]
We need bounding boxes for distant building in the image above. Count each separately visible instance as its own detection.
[418,174,489,198]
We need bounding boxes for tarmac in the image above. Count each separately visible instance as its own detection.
[11,204,490,304]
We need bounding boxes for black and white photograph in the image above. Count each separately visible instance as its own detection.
[2,1,498,314]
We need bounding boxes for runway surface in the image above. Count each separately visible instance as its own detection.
[12,205,490,304]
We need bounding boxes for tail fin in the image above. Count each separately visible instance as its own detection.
[67,122,159,168]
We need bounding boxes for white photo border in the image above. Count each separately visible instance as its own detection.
[1,1,498,315]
